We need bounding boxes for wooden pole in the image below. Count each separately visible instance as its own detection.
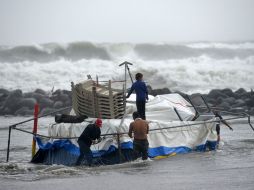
[6,125,13,162]
[31,104,39,158]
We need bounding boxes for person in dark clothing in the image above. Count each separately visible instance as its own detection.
[128,112,149,160]
[126,73,148,120]
[76,118,102,166]
[213,110,233,144]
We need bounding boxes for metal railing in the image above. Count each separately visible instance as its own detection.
[6,105,253,163]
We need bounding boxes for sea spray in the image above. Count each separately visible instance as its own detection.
[0,41,254,94]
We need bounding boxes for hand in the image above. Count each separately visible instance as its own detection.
[97,137,102,143]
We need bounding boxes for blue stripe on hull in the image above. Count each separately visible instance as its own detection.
[32,137,217,166]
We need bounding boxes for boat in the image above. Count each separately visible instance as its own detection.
[30,77,220,166]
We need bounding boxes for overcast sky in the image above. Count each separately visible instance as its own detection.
[0,0,254,45]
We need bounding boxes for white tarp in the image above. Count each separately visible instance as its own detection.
[48,93,217,152]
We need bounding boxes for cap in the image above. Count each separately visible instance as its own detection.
[95,118,102,127]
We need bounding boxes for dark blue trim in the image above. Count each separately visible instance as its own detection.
[35,137,217,160]
[36,137,79,155]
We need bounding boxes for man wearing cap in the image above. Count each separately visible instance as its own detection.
[76,118,102,166]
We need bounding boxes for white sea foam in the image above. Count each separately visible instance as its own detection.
[0,42,254,94]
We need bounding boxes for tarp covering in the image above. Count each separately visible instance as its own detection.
[32,93,218,166]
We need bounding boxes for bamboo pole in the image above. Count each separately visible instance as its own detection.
[31,104,39,158]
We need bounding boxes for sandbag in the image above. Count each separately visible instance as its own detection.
[55,114,87,123]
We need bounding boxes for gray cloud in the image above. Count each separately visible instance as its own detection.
[0,0,254,45]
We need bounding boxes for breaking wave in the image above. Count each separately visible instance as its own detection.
[1,41,254,63]
[0,42,111,63]
[0,41,254,93]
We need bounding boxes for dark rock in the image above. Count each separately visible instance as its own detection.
[218,102,231,110]
[50,90,68,102]
[147,85,153,94]
[235,88,247,95]
[39,97,54,108]
[59,94,70,103]
[216,97,224,105]
[206,98,217,105]
[52,89,62,96]
[23,92,34,98]
[223,97,236,105]
[0,89,10,103]
[2,89,23,114]
[207,89,227,99]
[15,107,34,116]
[0,88,10,95]
[150,88,171,96]
[246,97,254,107]
[53,101,64,109]
[221,88,235,98]
[32,93,45,102]
[63,99,72,107]
[232,99,246,108]
[1,107,12,115]
[189,93,204,106]
[18,98,37,109]
[249,107,254,115]
[34,89,47,95]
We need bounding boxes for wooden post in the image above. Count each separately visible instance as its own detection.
[6,125,13,162]
[32,104,39,158]
[248,115,254,131]
[92,85,97,117]
[108,80,115,118]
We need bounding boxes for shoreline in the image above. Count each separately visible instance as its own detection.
[0,86,254,116]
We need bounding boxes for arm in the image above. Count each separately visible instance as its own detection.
[126,83,135,98]
[128,123,133,138]
[215,112,233,131]
[221,120,233,130]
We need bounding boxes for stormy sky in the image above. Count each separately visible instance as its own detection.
[0,0,254,45]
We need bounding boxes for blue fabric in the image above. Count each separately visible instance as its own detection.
[35,137,131,158]
[36,137,80,155]
[128,80,148,101]
[36,137,217,161]
[120,141,133,149]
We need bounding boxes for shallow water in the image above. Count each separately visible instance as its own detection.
[0,116,254,190]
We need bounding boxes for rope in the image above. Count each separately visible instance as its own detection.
[97,80,125,83]
[11,114,248,140]
[9,106,72,128]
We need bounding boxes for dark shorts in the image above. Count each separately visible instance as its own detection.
[133,139,149,160]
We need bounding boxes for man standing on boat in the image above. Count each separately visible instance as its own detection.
[126,73,149,120]
[128,111,149,160]
[76,118,102,166]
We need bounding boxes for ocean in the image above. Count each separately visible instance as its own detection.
[0,41,254,94]
[0,41,254,189]
[0,116,254,190]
